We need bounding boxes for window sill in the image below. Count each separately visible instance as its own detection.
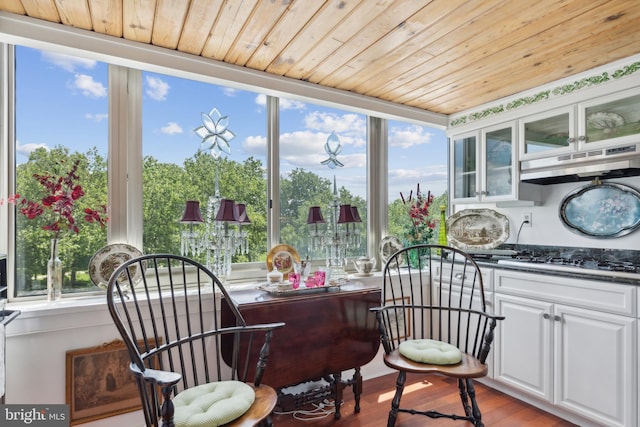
[4,272,383,336]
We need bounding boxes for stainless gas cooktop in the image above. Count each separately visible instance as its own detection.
[497,257,640,280]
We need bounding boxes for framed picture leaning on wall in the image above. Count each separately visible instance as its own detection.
[65,339,156,425]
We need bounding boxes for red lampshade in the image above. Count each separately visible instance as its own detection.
[337,204,356,223]
[180,200,204,223]
[307,206,326,224]
[234,203,251,224]
[351,206,362,222]
[215,199,238,222]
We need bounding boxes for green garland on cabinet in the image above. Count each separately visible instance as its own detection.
[450,60,640,128]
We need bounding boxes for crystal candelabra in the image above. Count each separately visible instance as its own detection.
[307,176,361,280]
[179,194,250,280]
[183,106,248,278]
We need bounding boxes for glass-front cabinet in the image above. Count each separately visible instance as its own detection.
[451,122,517,203]
[452,131,478,201]
[519,107,576,160]
[520,87,640,160]
[579,88,640,150]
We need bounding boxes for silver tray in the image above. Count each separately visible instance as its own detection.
[560,182,640,238]
[258,282,341,297]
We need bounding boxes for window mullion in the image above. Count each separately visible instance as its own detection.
[267,95,279,248]
[367,116,387,261]
[108,65,143,250]
[0,43,16,298]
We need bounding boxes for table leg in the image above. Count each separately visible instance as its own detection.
[353,367,362,413]
[333,372,343,419]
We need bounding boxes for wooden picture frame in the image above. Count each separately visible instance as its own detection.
[386,296,411,339]
[65,339,148,425]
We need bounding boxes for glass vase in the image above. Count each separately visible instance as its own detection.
[47,238,63,301]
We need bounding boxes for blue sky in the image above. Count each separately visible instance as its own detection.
[15,45,448,200]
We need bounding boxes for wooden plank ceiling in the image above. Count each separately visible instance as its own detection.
[1,0,639,116]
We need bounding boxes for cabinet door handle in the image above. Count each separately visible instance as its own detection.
[553,315,561,322]
[567,137,576,144]
[578,135,587,142]
[542,313,550,319]
[454,273,465,280]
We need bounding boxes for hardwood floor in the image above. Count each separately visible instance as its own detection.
[271,373,578,426]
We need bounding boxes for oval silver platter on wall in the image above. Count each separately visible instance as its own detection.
[560,182,640,238]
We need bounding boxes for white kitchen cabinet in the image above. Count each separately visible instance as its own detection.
[520,87,640,160]
[450,121,540,204]
[494,293,552,400]
[554,304,635,425]
[494,270,637,427]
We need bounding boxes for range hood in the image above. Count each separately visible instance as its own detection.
[520,143,640,185]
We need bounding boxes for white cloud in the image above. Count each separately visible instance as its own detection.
[388,165,449,199]
[255,94,266,106]
[243,135,267,156]
[85,113,108,122]
[146,75,170,101]
[161,122,183,135]
[280,98,306,110]
[41,51,97,72]
[223,87,238,97]
[304,111,365,135]
[17,142,48,156]
[389,124,434,148]
[73,74,107,98]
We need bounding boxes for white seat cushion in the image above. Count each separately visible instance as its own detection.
[172,380,255,427]
[399,339,462,365]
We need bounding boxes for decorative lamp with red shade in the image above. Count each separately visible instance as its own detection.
[307,206,326,253]
[215,199,238,222]
[180,200,205,223]
[306,206,325,224]
[337,204,356,224]
[180,200,205,256]
[179,195,251,279]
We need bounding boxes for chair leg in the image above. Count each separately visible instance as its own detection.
[160,386,175,427]
[467,379,484,427]
[388,371,406,427]
[457,378,472,417]
[458,378,484,427]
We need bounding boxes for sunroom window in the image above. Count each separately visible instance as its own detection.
[13,46,108,298]
[387,119,448,245]
[278,97,367,264]
[140,71,267,278]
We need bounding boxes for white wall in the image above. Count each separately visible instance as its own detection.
[4,297,140,426]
